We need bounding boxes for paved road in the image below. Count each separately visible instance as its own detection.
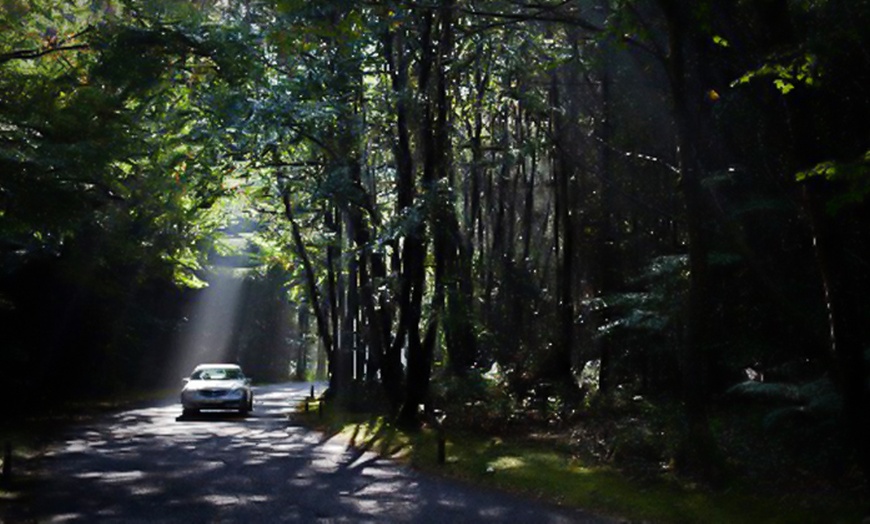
[2,383,615,523]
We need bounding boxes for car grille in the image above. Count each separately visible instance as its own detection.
[201,389,227,398]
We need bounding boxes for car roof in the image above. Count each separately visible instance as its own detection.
[192,363,243,371]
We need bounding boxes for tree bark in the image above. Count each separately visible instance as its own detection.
[380,17,418,410]
[397,5,439,428]
[549,70,576,385]
[283,191,335,389]
[437,0,477,376]
[803,185,870,483]
[295,306,310,381]
[658,0,725,484]
[325,206,351,395]
[596,37,616,396]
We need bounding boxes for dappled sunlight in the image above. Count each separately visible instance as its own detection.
[74,470,145,483]
[487,456,526,471]
[344,418,412,461]
[7,383,607,523]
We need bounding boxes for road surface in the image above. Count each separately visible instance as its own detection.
[2,383,615,523]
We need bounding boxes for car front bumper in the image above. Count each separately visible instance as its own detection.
[181,389,249,410]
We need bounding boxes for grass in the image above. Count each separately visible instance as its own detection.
[296,399,867,524]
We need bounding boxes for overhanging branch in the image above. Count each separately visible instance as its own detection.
[1,26,94,65]
[0,44,90,65]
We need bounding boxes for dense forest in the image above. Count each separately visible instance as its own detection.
[2,0,869,490]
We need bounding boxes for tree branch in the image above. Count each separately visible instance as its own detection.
[0,44,91,65]
[1,25,94,65]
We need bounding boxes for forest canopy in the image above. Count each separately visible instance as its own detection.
[1,0,868,487]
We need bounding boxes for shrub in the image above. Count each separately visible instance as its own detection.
[429,364,516,432]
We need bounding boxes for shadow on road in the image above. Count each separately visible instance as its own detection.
[175,411,250,422]
[1,382,611,523]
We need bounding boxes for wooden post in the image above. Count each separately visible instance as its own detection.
[318,399,323,418]
[304,397,310,413]
[433,410,446,465]
[310,384,315,399]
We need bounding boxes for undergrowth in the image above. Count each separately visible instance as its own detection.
[296,392,868,524]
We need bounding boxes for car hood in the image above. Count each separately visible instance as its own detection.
[183,379,247,392]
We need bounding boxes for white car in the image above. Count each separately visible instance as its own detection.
[181,363,253,416]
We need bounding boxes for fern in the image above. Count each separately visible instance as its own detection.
[596,256,687,341]
[728,377,842,430]
[727,381,802,402]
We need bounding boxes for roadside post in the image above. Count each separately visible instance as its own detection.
[433,409,447,465]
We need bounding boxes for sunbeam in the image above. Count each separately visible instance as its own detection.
[173,266,246,378]
[169,206,253,383]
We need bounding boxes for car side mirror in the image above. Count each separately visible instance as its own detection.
[182,378,189,384]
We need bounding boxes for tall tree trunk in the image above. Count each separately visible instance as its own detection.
[803,185,870,483]
[343,216,361,381]
[283,191,335,390]
[325,206,351,395]
[597,37,616,396]
[398,5,439,428]
[399,0,476,425]
[295,306,310,381]
[381,17,417,410]
[659,0,725,483]
[439,0,476,375]
[343,160,392,392]
[549,70,576,385]
[521,110,537,264]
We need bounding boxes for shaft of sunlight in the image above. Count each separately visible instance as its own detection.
[169,200,252,382]
[174,266,245,378]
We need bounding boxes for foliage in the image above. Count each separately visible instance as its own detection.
[428,364,516,433]
[795,151,870,213]
[728,377,842,429]
[732,52,820,95]
[594,255,687,391]
[296,399,867,524]
[601,256,688,328]
[3,0,870,501]
[0,0,272,406]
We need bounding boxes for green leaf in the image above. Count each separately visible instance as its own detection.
[731,53,821,94]
[712,35,730,48]
[773,78,795,94]
[796,151,870,212]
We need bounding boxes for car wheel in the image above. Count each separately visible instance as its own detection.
[239,396,253,416]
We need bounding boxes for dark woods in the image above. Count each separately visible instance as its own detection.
[1,0,868,489]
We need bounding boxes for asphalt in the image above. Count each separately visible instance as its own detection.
[1,382,616,523]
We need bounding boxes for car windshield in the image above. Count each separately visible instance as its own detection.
[191,368,243,380]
